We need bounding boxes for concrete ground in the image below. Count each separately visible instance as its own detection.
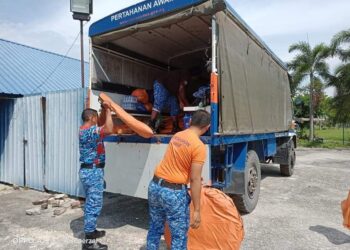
[0,148,349,250]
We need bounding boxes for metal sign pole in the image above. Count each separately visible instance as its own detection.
[71,0,92,88]
[80,20,85,89]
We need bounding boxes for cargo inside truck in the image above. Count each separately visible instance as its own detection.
[89,13,213,136]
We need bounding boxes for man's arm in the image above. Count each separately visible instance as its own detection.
[178,82,190,107]
[190,162,203,229]
[99,102,113,135]
[103,108,113,135]
[98,107,107,126]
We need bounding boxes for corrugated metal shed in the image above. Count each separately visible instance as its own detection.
[44,88,86,196]
[0,89,86,195]
[0,38,89,96]
[23,96,44,190]
[0,95,46,190]
[0,98,24,186]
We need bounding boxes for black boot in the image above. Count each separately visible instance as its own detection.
[85,230,106,239]
[82,240,108,250]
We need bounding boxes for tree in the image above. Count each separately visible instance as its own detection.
[293,88,332,126]
[330,29,350,62]
[316,94,332,119]
[328,29,350,124]
[288,42,330,141]
[293,92,309,118]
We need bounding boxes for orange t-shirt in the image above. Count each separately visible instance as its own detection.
[155,129,207,184]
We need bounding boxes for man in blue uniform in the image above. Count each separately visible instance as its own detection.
[149,70,190,133]
[79,102,113,250]
[147,110,211,250]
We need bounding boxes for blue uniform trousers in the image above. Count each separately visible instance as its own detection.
[147,180,190,250]
[79,167,104,233]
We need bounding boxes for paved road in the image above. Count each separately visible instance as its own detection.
[242,148,350,250]
[0,148,349,249]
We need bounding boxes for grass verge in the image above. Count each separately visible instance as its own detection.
[298,127,350,149]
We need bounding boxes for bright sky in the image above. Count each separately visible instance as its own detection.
[1,0,349,95]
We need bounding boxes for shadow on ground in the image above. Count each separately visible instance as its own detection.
[70,192,149,239]
[309,225,350,245]
[261,164,283,180]
[69,165,287,242]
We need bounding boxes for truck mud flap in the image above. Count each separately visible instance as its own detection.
[273,138,292,165]
[225,170,245,194]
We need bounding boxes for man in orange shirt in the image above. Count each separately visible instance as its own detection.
[147,110,210,250]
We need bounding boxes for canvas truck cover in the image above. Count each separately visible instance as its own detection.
[216,11,293,134]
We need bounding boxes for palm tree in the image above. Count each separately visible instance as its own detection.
[328,29,350,124]
[330,29,350,61]
[288,42,330,141]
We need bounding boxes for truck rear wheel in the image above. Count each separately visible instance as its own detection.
[232,150,261,214]
[280,141,295,177]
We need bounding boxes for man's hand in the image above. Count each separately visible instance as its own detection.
[102,101,111,110]
[190,210,201,229]
[98,100,113,134]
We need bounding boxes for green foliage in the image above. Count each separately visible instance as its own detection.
[288,42,330,88]
[293,93,309,118]
[316,127,350,141]
[293,81,332,128]
[330,29,350,62]
[298,127,350,149]
[288,41,330,141]
[293,81,324,114]
[298,139,350,149]
[288,29,350,140]
[328,29,350,124]
[317,95,333,120]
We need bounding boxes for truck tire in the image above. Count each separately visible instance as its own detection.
[231,150,261,214]
[280,141,295,177]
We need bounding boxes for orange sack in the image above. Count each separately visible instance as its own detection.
[144,103,153,113]
[341,191,350,229]
[113,124,134,135]
[99,92,154,139]
[132,89,149,104]
[165,187,244,250]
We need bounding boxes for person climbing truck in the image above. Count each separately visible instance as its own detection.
[79,102,114,250]
[149,70,190,133]
[147,110,211,250]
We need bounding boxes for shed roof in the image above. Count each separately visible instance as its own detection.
[0,38,88,96]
